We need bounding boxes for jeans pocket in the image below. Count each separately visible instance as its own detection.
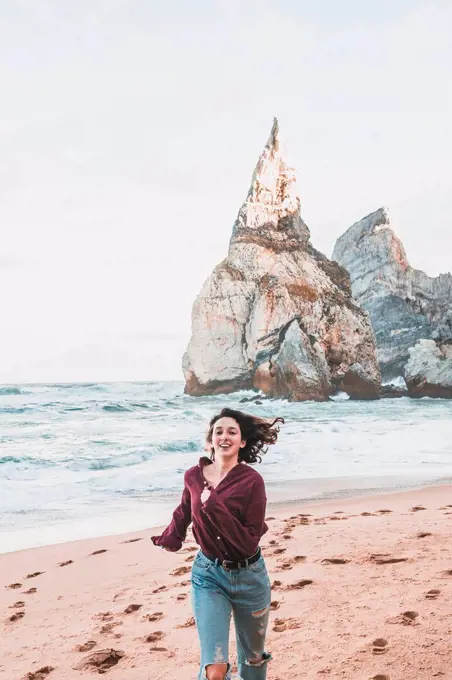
[193,551,212,571]
[248,556,266,573]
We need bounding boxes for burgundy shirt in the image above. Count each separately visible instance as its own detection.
[151,457,268,561]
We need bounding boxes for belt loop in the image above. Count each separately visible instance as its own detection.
[245,558,249,568]
[214,558,219,567]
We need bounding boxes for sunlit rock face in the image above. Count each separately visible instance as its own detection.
[183,119,380,401]
[333,207,452,381]
[404,340,452,398]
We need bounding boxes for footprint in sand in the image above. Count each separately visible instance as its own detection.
[372,638,388,655]
[100,622,122,634]
[152,585,167,594]
[185,555,195,563]
[121,538,143,544]
[26,572,44,579]
[145,631,165,643]
[278,562,294,571]
[23,587,37,595]
[278,556,307,570]
[273,548,286,555]
[285,579,313,591]
[73,649,124,672]
[271,580,282,590]
[361,512,375,517]
[171,566,191,577]
[411,506,426,512]
[369,554,408,565]
[401,611,419,625]
[9,601,25,608]
[176,616,195,628]
[147,612,164,622]
[270,600,280,610]
[269,540,277,546]
[8,611,25,622]
[416,532,432,539]
[377,509,393,514]
[177,579,191,587]
[176,594,187,601]
[94,611,114,621]
[441,569,452,578]
[58,560,73,567]
[75,640,97,652]
[321,558,349,565]
[265,517,276,521]
[90,549,107,556]
[425,589,441,600]
[22,666,54,680]
[369,676,390,680]
[124,604,142,614]
[272,617,301,632]
[7,582,22,589]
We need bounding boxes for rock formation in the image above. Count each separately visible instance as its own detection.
[183,119,381,401]
[404,340,452,398]
[332,207,452,381]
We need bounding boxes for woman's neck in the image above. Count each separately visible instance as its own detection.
[213,457,239,477]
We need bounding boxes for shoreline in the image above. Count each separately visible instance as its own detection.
[2,483,452,679]
[3,473,452,555]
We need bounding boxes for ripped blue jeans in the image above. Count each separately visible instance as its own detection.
[191,551,272,680]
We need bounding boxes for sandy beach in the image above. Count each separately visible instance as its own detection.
[2,484,452,680]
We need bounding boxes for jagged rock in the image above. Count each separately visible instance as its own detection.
[404,339,452,398]
[332,207,452,380]
[183,119,381,401]
[379,384,407,399]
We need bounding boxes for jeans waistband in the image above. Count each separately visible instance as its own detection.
[202,547,261,571]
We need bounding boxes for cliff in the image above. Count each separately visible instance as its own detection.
[332,207,452,380]
[183,120,381,401]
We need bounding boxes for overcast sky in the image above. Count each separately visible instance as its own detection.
[1,0,451,383]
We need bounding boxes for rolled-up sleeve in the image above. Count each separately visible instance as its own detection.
[151,481,192,552]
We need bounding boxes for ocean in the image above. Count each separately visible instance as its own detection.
[1,381,451,553]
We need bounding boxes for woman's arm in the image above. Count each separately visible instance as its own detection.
[151,482,192,552]
[201,477,266,556]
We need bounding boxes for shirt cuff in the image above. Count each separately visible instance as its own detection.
[151,535,182,552]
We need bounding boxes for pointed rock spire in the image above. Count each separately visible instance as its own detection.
[231,118,310,248]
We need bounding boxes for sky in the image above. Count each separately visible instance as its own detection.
[1,0,452,383]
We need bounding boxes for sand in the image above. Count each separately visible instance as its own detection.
[2,484,452,680]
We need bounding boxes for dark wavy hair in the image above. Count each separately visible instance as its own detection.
[206,407,284,464]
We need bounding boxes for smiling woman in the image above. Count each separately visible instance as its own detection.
[152,408,284,680]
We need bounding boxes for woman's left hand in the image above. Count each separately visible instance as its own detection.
[200,488,211,504]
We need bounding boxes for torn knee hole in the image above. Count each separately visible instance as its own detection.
[247,652,272,667]
[251,605,269,618]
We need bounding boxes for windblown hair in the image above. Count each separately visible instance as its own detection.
[206,407,284,464]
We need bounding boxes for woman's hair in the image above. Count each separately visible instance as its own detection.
[206,407,284,464]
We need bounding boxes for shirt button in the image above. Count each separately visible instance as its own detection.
[217,536,220,540]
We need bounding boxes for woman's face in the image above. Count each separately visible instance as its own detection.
[211,417,245,462]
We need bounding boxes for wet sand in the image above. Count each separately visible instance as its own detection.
[2,484,452,680]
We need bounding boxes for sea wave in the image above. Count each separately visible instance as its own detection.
[160,440,200,453]
[0,386,23,395]
[102,403,133,413]
[0,455,53,467]
[0,406,34,414]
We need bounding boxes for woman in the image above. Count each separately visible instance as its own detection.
[152,407,283,680]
